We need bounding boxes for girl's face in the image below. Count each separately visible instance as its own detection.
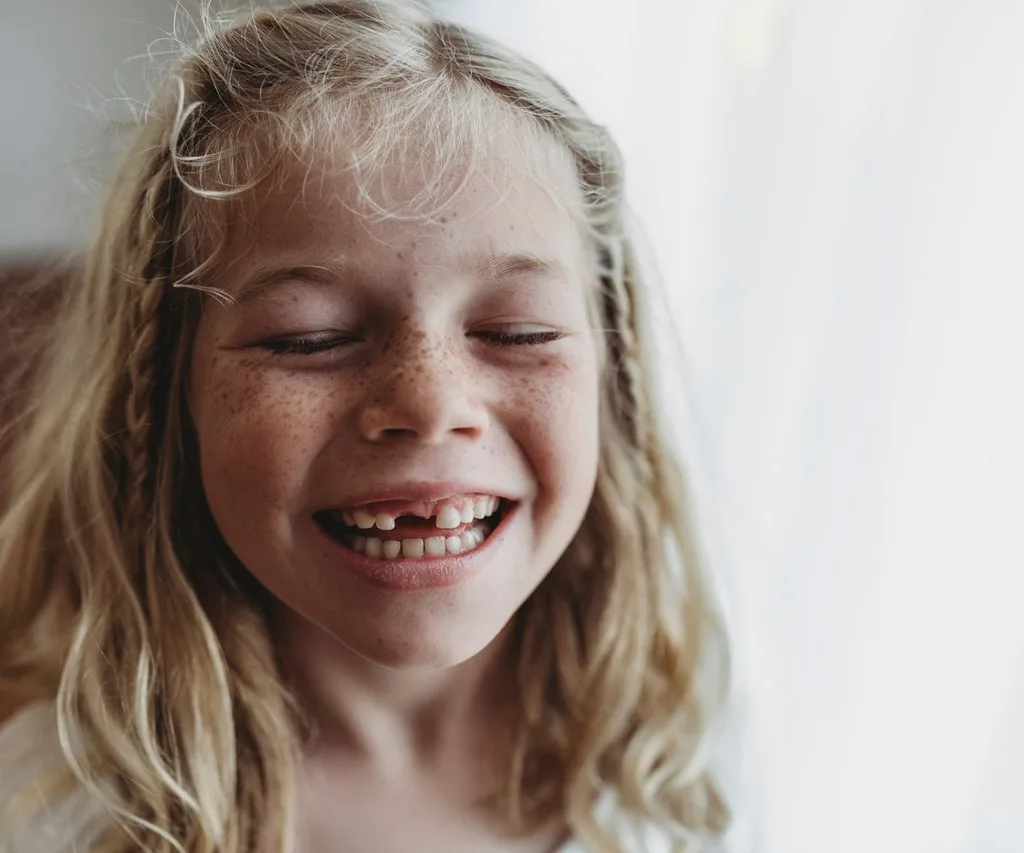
[188,133,600,668]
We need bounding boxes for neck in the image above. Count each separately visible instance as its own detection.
[271,603,517,777]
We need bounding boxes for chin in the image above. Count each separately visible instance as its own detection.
[332,612,513,671]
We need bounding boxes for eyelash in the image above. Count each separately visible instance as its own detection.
[259,330,564,356]
[477,330,564,347]
[260,333,355,357]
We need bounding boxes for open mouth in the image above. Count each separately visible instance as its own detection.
[314,497,514,561]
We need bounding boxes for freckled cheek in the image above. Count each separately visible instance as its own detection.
[194,367,342,507]
[498,355,601,496]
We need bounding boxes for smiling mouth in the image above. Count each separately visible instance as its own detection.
[314,498,512,560]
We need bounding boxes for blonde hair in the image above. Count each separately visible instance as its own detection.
[0,2,730,851]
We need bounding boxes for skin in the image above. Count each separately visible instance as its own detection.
[188,125,600,851]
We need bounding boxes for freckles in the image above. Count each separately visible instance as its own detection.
[502,377,563,439]
[203,373,333,501]
[205,360,332,439]
[499,353,599,455]
[331,371,369,398]
[508,353,577,394]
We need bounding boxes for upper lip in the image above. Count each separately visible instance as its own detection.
[318,481,518,511]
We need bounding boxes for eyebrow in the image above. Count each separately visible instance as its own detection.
[474,251,567,281]
[228,251,571,306]
[229,261,350,306]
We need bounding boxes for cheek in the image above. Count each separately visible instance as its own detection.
[500,347,601,497]
[192,356,338,511]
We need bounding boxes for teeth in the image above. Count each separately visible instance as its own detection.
[435,506,462,529]
[353,509,376,529]
[336,495,503,532]
[347,522,494,560]
[424,536,446,556]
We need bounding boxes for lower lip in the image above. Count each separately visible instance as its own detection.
[313,502,519,591]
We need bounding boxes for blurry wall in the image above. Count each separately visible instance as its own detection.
[0,0,176,257]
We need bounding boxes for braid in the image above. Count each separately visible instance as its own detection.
[118,150,181,606]
[600,238,655,475]
[121,290,162,554]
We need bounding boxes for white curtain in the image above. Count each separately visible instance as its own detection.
[439,1,1024,851]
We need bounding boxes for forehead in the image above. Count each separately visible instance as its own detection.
[208,115,589,296]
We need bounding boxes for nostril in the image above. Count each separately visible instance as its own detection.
[359,406,489,445]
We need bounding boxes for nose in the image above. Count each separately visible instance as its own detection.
[357,327,490,445]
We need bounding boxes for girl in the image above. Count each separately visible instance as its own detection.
[0,2,730,851]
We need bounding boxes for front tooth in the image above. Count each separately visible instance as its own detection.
[459,501,475,524]
[382,539,401,559]
[424,536,446,556]
[402,538,425,558]
[365,537,383,558]
[353,510,375,529]
[473,497,489,519]
[375,513,396,531]
[445,535,464,554]
[436,506,462,529]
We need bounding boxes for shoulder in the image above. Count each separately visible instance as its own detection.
[0,700,63,803]
[0,701,111,853]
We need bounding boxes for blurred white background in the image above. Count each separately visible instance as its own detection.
[3,1,1023,851]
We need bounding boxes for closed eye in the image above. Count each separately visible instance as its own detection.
[258,333,357,356]
[473,330,565,346]
[257,329,565,356]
